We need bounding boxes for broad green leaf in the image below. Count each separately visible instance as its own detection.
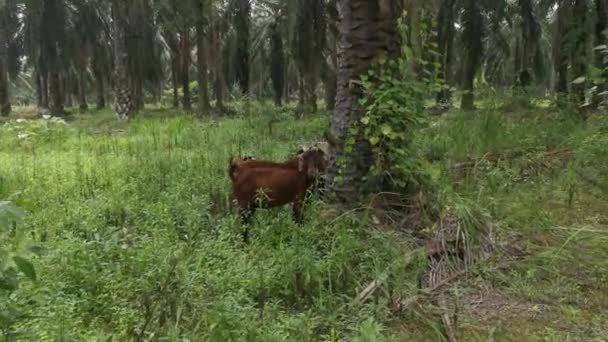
[360,117,370,125]
[572,77,586,85]
[13,256,36,281]
[369,136,380,146]
[381,125,393,136]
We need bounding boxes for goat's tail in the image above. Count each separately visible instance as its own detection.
[228,158,239,182]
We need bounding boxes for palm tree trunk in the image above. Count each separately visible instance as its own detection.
[196,20,210,114]
[38,69,49,110]
[234,0,250,94]
[0,16,10,117]
[596,0,608,65]
[460,0,483,111]
[571,0,589,106]
[305,72,317,114]
[134,74,144,110]
[154,82,162,105]
[0,61,10,117]
[298,74,305,111]
[49,70,64,115]
[324,1,338,111]
[62,73,70,108]
[518,0,541,85]
[461,76,475,110]
[93,69,106,110]
[77,69,88,112]
[326,0,400,203]
[112,0,134,119]
[555,2,571,96]
[595,0,608,106]
[270,22,284,107]
[436,0,456,108]
[322,59,337,111]
[180,28,192,110]
[40,0,66,116]
[34,70,42,108]
[171,54,179,108]
[211,17,225,112]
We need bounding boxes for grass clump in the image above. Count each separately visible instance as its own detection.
[0,108,427,340]
[1,103,607,340]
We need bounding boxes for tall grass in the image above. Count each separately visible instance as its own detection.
[0,109,425,340]
[1,105,606,340]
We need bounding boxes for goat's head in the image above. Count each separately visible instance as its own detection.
[297,147,327,178]
[296,142,329,155]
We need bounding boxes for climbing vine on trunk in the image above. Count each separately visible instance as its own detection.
[341,17,442,191]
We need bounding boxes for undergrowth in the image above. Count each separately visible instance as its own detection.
[0,103,606,340]
[407,107,608,340]
[0,108,425,340]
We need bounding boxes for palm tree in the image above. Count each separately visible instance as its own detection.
[554,1,572,96]
[128,1,163,111]
[33,0,68,116]
[326,0,400,203]
[112,0,134,119]
[516,0,542,87]
[322,0,338,111]
[596,0,608,105]
[196,0,211,114]
[210,0,227,111]
[571,0,591,105]
[179,26,193,110]
[290,0,325,114]
[596,0,608,62]
[436,0,456,108]
[0,0,19,116]
[91,24,112,110]
[22,0,50,111]
[269,19,285,106]
[232,0,250,94]
[67,0,102,112]
[460,0,484,110]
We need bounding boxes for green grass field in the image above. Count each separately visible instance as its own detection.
[1,103,607,340]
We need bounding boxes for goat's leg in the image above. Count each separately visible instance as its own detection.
[240,205,255,243]
[292,198,304,224]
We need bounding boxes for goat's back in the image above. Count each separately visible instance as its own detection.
[232,166,308,207]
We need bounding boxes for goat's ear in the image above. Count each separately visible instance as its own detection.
[316,142,329,154]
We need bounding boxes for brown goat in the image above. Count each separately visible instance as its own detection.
[228,148,326,242]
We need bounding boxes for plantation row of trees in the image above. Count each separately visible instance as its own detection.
[0,0,606,119]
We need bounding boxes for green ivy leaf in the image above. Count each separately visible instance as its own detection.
[369,137,380,146]
[13,256,36,281]
[381,125,393,136]
[360,117,370,125]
